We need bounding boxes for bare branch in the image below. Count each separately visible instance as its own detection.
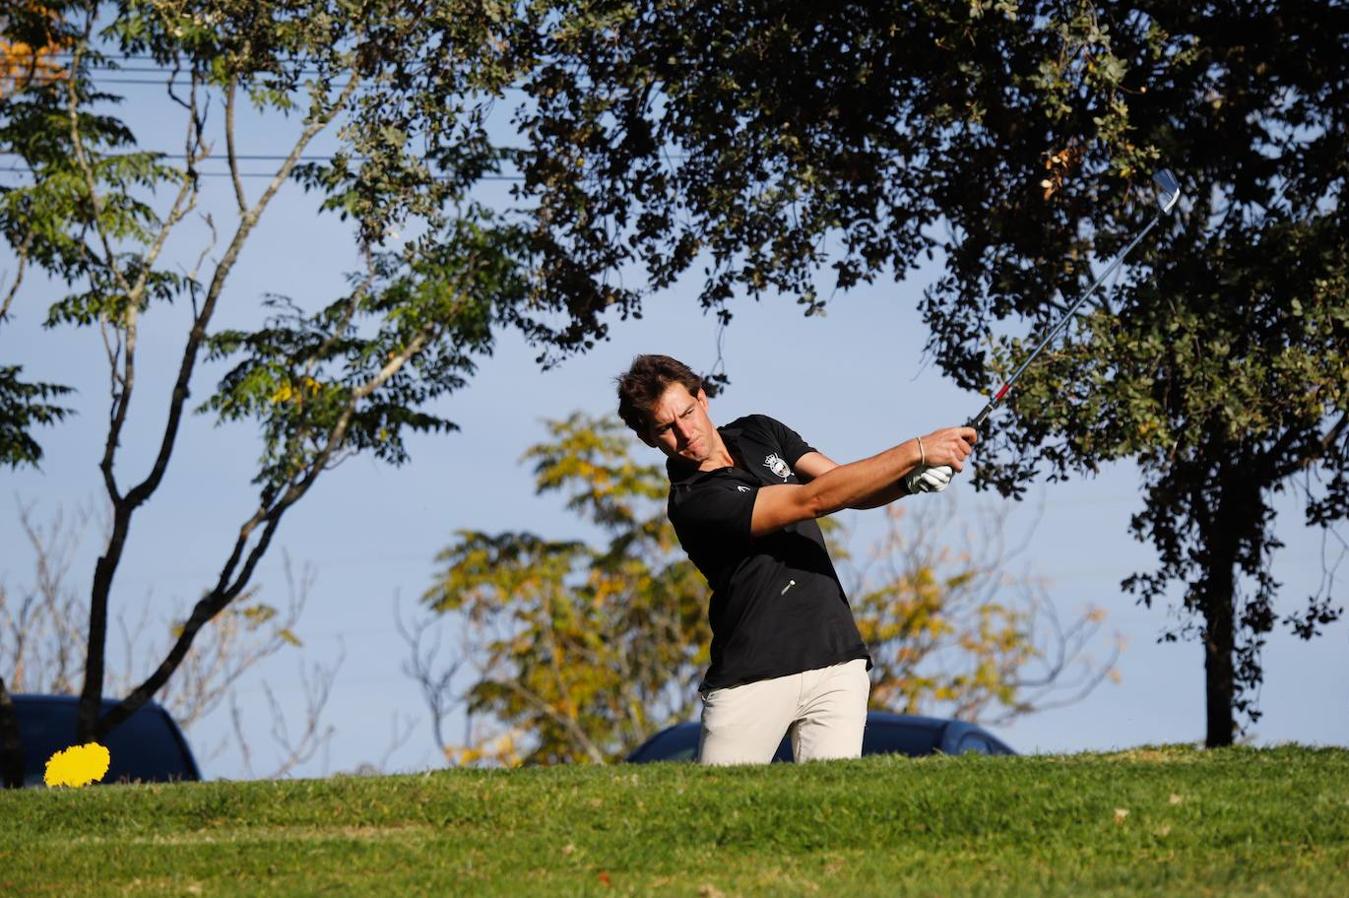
[228,691,255,779]
[225,76,248,212]
[0,231,34,323]
[260,641,344,779]
[851,492,1118,726]
[395,596,463,754]
[376,712,419,773]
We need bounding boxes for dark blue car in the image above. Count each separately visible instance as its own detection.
[9,694,201,786]
[626,711,1015,763]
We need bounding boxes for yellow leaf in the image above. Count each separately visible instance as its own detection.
[242,603,278,624]
[1113,808,1130,825]
[44,742,111,788]
[277,628,302,647]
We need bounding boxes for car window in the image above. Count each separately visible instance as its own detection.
[862,722,942,757]
[956,733,991,755]
[15,700,198,785]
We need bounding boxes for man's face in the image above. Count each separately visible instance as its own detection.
[642,382,717,467]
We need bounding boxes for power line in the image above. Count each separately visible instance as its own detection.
[0,152,346,161]
[87,66,325,75]
[9,58,528,90]
[0,165,525,180]
[0,150,530,160]
[81,77,353,86]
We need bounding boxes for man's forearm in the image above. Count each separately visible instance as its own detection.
[848,480,912,510]
[801,440,923,517]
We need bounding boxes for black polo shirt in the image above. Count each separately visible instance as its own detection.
[666,414,872,692]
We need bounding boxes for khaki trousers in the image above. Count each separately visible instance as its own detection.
[697,658,870,765]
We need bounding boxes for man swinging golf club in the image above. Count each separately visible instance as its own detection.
[617,354,976,764]
[614,173,1181,765]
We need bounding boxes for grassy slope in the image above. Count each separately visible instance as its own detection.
[2,745,1347,897]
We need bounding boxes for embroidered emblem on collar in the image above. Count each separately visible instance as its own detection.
[763,452,791,481]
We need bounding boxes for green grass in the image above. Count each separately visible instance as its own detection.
[3,745,1347,897]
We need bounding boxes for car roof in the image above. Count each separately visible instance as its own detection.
[628,711,1014,760]
[12,693,168,709]
[652,711,955,734]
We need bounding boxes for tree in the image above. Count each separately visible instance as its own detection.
[849,500,1120,724]
[0,2,74,468]
[411,414,1116,765]
[505,1,1348,746]
[0,0,615,784]
[415,414,710,765]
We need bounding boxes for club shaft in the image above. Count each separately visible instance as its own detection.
[969,212,1162,430]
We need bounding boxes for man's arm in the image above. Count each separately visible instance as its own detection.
[793,451,908,510]
[750,427,976,537]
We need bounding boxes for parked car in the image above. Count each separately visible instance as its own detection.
[9,694,201,786]
[626,711,1015,763]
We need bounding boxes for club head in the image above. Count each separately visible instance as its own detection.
[1152,169,1182,213]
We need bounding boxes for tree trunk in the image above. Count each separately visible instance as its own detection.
[0,678,24,788]
[1202,576,1236,748]
[78,521,128,742]
[1199,458,1262,749]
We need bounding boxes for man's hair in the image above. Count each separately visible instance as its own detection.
[615,354,703,434]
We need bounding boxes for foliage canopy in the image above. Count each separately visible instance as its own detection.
[506,0,1348,745]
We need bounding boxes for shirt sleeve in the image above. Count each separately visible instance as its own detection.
[670,480,758,544]
[762,416,817,467]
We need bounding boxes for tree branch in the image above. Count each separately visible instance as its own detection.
[225,75,248,212]
[63,18,135,302]
[0,230,34,323]
[123,72,360,515]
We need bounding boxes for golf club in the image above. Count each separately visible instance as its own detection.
[967,169,1183,430]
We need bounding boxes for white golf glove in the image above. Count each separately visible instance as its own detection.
[904,464,953,494]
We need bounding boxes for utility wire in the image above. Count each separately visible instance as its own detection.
[79,77,354,86]
[0,152,344,160]
[0,166,525,180]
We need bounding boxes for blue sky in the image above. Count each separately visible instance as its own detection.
[2,59,1345,778]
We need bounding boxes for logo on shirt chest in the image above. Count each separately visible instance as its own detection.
[763,452,791,481]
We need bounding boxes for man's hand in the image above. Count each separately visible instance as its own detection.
[920,426,978,470]
[903,426,975,495]
[904,464,953,494]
